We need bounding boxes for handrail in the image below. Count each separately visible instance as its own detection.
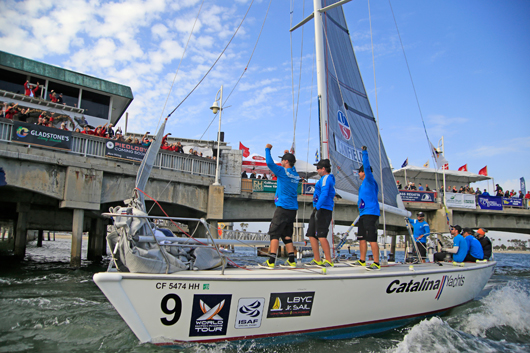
[0,119,216,177]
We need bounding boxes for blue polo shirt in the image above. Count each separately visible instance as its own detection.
[465,235,484,260]
[452,234,468,262]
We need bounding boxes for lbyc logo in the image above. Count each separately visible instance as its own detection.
[16,126,29,138]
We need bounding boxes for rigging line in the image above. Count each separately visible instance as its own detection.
[368,0,387,248]
[387,0,433,156]
[198,0,273,141]
[155,0,205,132]
[166,0,256,119]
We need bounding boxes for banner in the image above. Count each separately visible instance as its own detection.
[105,140,148,162]
[477,195,503,210]
[445,192,476,209]
[399,191,435,203]
[302,183,315,195]
[521,177,526,195]
[252,179,302,194]
[12,121,72,150]
[503,198,523,207]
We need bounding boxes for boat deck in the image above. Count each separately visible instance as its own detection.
[111,260,496,281]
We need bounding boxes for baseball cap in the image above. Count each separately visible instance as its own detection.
[476,228,486,236]
[279,153,296,165]
[314,159,331,169]
[417,212,425,217]
[450,225,462,233]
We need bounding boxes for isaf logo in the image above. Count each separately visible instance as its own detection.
[337,110,351,140]
[235,298,265,329]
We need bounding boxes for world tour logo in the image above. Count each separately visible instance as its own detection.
[16,126,29,138]
[386,275,465,300]
[189,294,232,337]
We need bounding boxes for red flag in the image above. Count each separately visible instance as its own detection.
[478,166,488,176]
[442,163,449,170]
[239,142,250,158]
[458,164,468,172]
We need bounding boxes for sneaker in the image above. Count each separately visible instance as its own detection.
[320,260,334,267]
[309,259,323,266]
[281,260,296,268]
[365,263,381,271]
[260,260,275,268]
[351,259,366,267]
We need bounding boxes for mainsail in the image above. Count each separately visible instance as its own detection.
[316,0,406,215]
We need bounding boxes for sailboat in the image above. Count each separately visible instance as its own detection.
[93,0,495,346]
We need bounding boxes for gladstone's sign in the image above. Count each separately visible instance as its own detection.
[12,121,72,150]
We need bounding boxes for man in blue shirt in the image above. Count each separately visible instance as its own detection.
[462,227,484,261]
[306,159,335,267]
[433,225,468,262]
[262,144,300,268]
[352,146,381,271]
[407,212,430,262]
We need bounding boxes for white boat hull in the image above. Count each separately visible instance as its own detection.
[93,261,495,346]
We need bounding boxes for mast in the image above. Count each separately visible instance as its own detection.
[314,0,329,160]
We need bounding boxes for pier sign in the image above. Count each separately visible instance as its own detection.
[105,140,148,162]
[12,121,72,150]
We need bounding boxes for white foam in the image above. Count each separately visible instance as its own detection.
[389,317,496,353]
[461,281,530,337]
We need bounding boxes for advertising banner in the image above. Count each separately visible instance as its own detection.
[12,121,72,150]
[302,183,315,195]
[252,179,302,194]
[105,140,148,162]
[477,195,503,211]
[399,191,435,203]
[503,198,523,207]
[445,192,476,209]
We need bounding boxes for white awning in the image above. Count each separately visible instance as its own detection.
[393,165,492,189]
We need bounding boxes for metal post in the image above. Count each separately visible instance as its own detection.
[213,86,223,186]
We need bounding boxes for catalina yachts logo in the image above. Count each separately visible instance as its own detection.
[16,126,29,138]
[235,298,265,329]
[337,110,351,140]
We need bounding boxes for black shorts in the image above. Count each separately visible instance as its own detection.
[357,215,379,242]
[268,207,297,241]
[414,242,427,257]
[306,208,333,239]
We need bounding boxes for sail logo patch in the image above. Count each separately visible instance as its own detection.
[189,294,232,337]
[337,110,351,140]
[267,292,315,318]
[235,298,265,329]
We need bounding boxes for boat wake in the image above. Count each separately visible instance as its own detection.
[390,280,530,353]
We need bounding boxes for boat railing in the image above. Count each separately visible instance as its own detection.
[221,230,270,241]
[0,119,216,178]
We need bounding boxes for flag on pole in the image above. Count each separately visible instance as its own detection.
[315,149,319,163]
[423,161,429,168]
[290,141,296,155]
[239,142,250,158]
[458,164,468,172]
[430,141,449,170]
[521,177,526,195]
[401,158,408,168]
[478,166,488,176]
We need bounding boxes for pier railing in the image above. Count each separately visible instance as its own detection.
[0,119,215,177]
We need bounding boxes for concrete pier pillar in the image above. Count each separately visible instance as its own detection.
[71,209,84,268]
[37,229,43,247]
[88,218,105,262]
[14,203,30,259]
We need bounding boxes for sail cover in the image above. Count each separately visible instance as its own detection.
[320,0,401,210]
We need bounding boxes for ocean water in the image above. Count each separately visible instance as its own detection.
[0,238,529,353]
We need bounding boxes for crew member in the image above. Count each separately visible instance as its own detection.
[306,159,335,267]
[262,144,300,268]
[433,225,468,263]
[352,146,381,271]
[407,212,430,262]
[462,227,484,262]
[476,228,492,260]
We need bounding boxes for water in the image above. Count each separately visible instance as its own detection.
[1,239,529,353]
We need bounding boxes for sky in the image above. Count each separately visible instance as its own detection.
[1,0,529,243]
